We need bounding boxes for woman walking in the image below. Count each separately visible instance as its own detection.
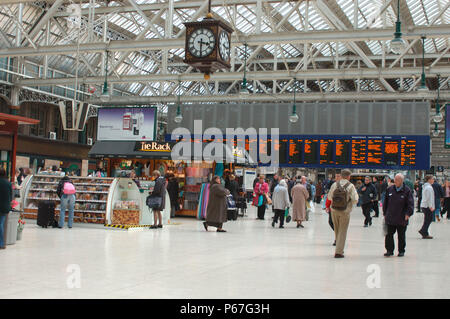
[203,175,230,232]
[291,181,309,228]
[149,170,166,229]
[272,180,290,228]
[253,174,269,220]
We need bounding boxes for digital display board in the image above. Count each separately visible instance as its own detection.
[289,139,303,164]
[335,139,350,165]
[320,139,334,164]
[384,140,399,166]
[367,139,383,165]
[169,134,429,170]
[400,139,416,167]
[351,139,367,165]
[304,139,319,164]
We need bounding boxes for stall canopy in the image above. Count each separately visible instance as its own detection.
[89,141,174,159]
[89,140,255,165]
[0,112,40,181]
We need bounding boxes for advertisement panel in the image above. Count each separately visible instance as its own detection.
[97,107,157,141]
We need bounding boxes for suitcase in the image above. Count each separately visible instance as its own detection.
[227,209,238,221]
[37,200,57,228]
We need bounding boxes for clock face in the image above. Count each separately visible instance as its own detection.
[187,28,216,58]
[218,31,230,61]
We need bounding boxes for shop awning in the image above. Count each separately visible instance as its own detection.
[88,141,173,159]
[89,140,256,165]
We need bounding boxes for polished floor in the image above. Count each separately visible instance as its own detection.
[1,203,449,299]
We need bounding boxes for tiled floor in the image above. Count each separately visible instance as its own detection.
[1,203,449,299]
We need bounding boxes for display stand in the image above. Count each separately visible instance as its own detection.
[105,178,171,227]
[23,175,114,224]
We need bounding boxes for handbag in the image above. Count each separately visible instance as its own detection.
[285,208,291,223]
[146,195,162,209]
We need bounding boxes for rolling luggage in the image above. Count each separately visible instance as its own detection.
[226,195,238,221]
[37,200,57,228]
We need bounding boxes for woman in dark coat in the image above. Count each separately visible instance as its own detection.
[167,173,179,218]
[0,168,12,249]
[149,170,166,229]
[203,175,230,232]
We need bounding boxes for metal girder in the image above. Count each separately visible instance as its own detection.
[85,90,450,105]
[25,0,64,45]
[17,66,450,86]
[0,25,448,58]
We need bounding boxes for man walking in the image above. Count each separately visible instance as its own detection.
[431,177,444,222]
[382,174,414,257]
[358,176,377,227]
[327,169,359,258]
[419,175,435,239]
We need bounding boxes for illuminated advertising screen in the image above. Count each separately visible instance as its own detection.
[97,107,157,141]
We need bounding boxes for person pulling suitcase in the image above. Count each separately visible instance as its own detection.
[57,175,76,229]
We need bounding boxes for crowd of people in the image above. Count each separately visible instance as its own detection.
[3,163,450,259]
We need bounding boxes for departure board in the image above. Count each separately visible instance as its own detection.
[304,139,319,164]
[278,139,288,164]
[320,139,334,164]
[289,139,303,164]
[351,139,367,165]
[367,139,383,165]
[171,135,429,169]
[384,140,399,166]
[400,140,416,166]
[335,139,350,165]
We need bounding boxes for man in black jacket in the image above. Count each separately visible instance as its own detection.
[358,176,377,227]
[383,173,414,257]
[0,168,12,249]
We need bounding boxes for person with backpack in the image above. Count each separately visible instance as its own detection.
[327,169,359,258]
[382,173,414,257]
[358,176,378,227]
[56,175,76,229]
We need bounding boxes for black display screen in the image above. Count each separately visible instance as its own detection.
[320,139,334,164]
[351,139,367,165]
[400,140,416,166]
[304,139,319,164]
[367,139,383,165]
[335,139,350,165]
[289,139,303,164]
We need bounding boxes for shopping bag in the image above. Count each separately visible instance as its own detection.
[285,208,291,223]
[309,200,315,213]
[382,219,388,236]
[258,195,264,206]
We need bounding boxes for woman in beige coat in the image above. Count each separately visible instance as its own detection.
[291,182,310,228]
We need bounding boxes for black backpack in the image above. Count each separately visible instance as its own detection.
[331,181,351,211]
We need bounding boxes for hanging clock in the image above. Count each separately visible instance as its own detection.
[187,28,216,58]
[184,18,233,77]
[218,30,230,61]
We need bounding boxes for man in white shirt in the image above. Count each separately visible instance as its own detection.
[419,175,435,239]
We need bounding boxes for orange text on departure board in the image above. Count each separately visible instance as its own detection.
[385,142,399,154]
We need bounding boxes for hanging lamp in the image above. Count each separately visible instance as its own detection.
[390,0,406,54]
[174,91,183,124]
[289,78,299,123]
[239,43,250,99]
[100,50,111,102]
[417,36,429,92]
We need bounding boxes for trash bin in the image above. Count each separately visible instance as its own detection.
[6,211,20,245]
